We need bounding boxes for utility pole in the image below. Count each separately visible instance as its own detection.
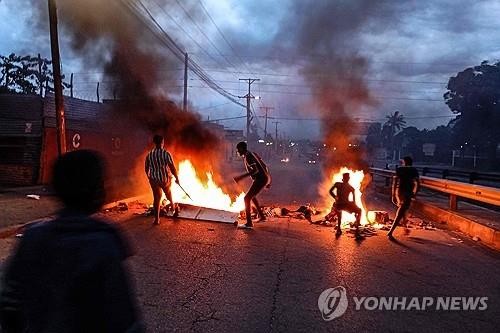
[48,0,66,155]
[238,78,260,141]
[183,52,188,112]
[37,54,43,97]
[70,73,73,98]
[260,106,274,143]
[273,121,281,154]
[96,82,100,103]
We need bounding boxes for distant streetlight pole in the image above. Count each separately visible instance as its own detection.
[48,0,67,155]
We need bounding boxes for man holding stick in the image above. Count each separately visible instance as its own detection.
[145,134,180,225]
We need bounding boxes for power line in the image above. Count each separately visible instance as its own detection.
[71,77,445,93]
[175,84,445,101]
[148,0,226,69]
[173,0,239,70]
[196,0,250,72]
[189,52,475,67]
[203,115,246,122]
[254,114,457,122]
[70,68,449,86]
[120,0,245,108]
[200,69,449,84]
[197,102,233,111]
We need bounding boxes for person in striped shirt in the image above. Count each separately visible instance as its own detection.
[145,134,180,225]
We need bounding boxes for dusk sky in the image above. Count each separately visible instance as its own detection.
[1,0,500,139]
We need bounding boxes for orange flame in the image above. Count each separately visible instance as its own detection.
[322,167,369,227]
[170,160,245,213]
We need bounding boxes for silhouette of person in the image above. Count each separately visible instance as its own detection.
[329,172,362,239]
[0,150,143,333]
[388,156,420,240]
[145,134,180,225]
[233,141,271,229]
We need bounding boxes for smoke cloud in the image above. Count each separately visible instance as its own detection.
[270,0,410,171]
[34,0,223,185]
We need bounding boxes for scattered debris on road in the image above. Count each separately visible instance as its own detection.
[26,194,40,200]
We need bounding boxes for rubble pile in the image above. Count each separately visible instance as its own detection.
[105,201,148,214]
[236,204,321,222]
[279,205,320,222]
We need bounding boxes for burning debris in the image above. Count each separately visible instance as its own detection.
[171,160,244,213]
[280,205,320,222]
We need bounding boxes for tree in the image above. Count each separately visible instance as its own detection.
[384,111,406,159]
[0,53,70,95]
[365,122,382,150]
[424,126,452,163]
[384,111,406,134]
[393,126,422,160]
[444,61,500,166]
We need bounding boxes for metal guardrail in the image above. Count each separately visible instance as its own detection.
[369,168,500,209]
[416,166,500,184]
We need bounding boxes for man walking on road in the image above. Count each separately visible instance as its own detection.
[388,156,420,240]
[145,134,180,225]
[234,141,271,229]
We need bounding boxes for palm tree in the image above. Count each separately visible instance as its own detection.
[384,111,406,160]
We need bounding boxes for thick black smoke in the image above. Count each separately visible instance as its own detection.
[34,0,220,163]
[269,0,412,171]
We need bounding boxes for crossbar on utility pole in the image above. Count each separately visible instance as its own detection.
[238,78,260,142]
[48,0,66,156]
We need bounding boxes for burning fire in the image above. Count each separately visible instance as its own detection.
[324,167,369,227]
[170,160,245,213]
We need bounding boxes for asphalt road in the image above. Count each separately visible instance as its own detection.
[1,164,498,332]
[118,204,500,332]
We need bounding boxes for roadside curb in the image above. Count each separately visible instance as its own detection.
[413,200,500,251]
[0,194,150,239]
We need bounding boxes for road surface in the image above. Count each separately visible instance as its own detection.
[118,204,499,332]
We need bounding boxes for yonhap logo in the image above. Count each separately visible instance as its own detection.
[318,287,488,322]
[318,286,348,321]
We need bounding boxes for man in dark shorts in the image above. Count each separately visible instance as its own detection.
[145,134,180,225]
[234,141,271,229]
[329,172,362,239]
[388,156,420,240]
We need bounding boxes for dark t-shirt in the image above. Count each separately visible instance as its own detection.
[396,166,419,196]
